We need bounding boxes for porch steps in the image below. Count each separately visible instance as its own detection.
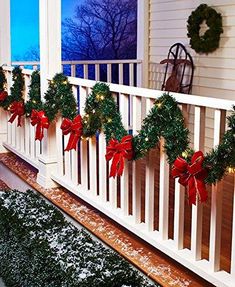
[0,152,213,287]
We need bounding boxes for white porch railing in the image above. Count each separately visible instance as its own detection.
[11,59,142,86]
[1,66,235,287]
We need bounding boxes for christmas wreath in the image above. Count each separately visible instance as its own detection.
[187,4,223,54]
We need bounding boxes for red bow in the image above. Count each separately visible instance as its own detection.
[60,115,83,151]
[8,101,25,127]
[172,151,208,205]
[0,91,8,101]
[106,135,133,178]
[30,110,49,141]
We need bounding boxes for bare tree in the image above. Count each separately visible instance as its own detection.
[62,0,137,60]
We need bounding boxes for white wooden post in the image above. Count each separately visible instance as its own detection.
[0,0,11,152]
[137,0,149,88]
[37,0,61,188]
[0,0,11,66]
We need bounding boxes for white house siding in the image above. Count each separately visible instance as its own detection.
[148,0,235,151]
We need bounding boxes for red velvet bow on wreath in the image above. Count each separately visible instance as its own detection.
[8,101,25,127]
[30,110,49,141]
[106,135,133,178]
[60,115,83,151]
[172,151,208,205]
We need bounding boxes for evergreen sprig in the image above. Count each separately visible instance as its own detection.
[44,73,77,122]
[25,70,43,117]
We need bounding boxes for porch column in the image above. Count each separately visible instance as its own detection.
[0,0,11,66]
[37,0,61,188]
[137,0,149,88]
[0,0,11,152]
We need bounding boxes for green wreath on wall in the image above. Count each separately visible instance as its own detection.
[187,4,223,54]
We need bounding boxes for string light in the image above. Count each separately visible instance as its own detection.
[145,137,149,142]
[182,151,188,158]
[107,118,112,123]
[228,167,235,174]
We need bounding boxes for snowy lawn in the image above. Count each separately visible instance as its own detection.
[0,190,159,287]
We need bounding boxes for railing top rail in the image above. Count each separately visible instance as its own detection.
[65,76,235,111]
[11,59,142,66]
[3,66,34,76]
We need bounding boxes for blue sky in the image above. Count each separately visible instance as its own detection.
[11,0,80,60]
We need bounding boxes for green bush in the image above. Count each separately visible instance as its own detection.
[0,190,158,287]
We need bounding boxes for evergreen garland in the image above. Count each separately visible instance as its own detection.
[25,70,43,117]
[1,66,234,185]
[5,66,25,109]
[82,83,235,184]
[44,73,77,122]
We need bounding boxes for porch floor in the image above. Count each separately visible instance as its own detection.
[0,152,213,287]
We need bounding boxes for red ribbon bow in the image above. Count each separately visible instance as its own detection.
[172,151,208,205]
[0,91,8,101]
[8,101,25,127]
[60,115,83,151]
[106,135,133,178]
[30,110,49,141]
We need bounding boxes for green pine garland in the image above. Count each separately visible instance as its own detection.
[82,83,235,184]
[1,67,234,185]
[5,66,25,109]
[25,70,43,117]
[44,73,77,122]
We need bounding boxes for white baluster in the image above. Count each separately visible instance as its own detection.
[174,104,187,249]
[71,64,76,77]
[107,64,112,83]
[119,63,123,85]
[119,92,129,215]
[95,64,100,81]
[209,109,225,271]
[191,106,205,260]
[159,138,170,239]
[83,64,88,79]
[132,95,142,223]
[56,117,64,176]
[98,132,107,201]
[80,86,88,190]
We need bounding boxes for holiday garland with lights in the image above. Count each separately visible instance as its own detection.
[1,68,235,204]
